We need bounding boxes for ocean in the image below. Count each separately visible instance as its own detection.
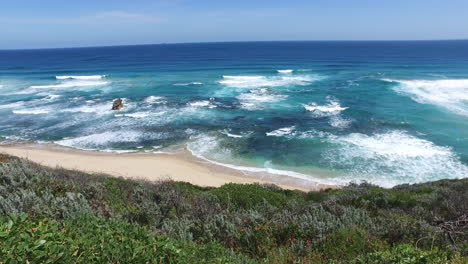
[1,41,467,187]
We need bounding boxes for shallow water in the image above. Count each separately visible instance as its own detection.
[1,41,467,187]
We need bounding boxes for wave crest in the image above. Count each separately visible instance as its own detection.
[384,78,468,116]
[219,75,317,88]
[56,75,105,80]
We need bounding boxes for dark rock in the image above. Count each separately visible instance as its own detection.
[112,98,124,110]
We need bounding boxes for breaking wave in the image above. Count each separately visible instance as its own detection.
[303,98,348,117]
[55,130,166,150]
[237,88,287,110]
[174,82,203,86]
[219,75,317,88]
[56,75,105,80]
[266,126,296,137]
[383,78,468,116]
[30,80,108,89]
[324,130,468,187]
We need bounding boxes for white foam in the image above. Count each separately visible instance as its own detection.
[188,100,216,108]
[384,79,468,116]
[55,130,165,149]
[219,75,316,88]
[237,88,288,110]
[61,102,113,114]
[115,111,166,119]
[221,130,243,138]
[56,75,105,80]
[304,98,348,116]
[45,94,61,100]
[0,101,24,109]
[329,115,352,129]
[277,69,293,74]
[174,82,203,86]
[187,134,327,184]
[123,112,150,118]
[30,80,108,89]
[324,130,468,187]
[144,96,166,104]
[266,126,296,137]
[13,109,50,115]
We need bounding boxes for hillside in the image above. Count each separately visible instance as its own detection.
[0,154,467,263]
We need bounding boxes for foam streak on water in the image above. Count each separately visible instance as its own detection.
[384,79,468,116]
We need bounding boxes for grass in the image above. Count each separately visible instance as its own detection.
[0,155,467,263]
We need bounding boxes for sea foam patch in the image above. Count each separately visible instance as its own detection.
[237,88,288,110]
[187,134,326,183]
[174,82,203,86]
[219,75,317,88]
[144,96,167,104]
[266,126,296,137]
[324,130,468,187]
[56,75,105,80]
[303,98,348,117]
[13,109,50,115]
[30,80,108,89]
[188,100,217,108]
[384,79,468,116]
[55,130,166,150]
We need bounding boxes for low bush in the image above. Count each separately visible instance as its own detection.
[0,155,467,263]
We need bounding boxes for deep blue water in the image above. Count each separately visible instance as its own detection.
[1,41,467,186]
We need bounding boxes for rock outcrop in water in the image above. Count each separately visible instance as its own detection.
[112,98,124,110]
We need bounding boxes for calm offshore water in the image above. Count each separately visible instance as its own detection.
[1,41,467,186]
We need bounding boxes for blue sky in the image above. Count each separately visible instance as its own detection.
[1,0,468,49]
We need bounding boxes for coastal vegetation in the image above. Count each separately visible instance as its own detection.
[0,153,467,263]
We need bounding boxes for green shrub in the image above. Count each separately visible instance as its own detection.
[354,244,459,264]
[209,183,291,209]
[312,228,388,262]
[0,214,253,263]
[1,157,467,262]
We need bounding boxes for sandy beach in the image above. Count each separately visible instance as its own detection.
[0,143,334,192]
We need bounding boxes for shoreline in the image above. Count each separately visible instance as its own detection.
[0,143,336,192]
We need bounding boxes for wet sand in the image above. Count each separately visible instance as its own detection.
[0,143,336,192]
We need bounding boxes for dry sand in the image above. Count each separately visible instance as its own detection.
[0,143,335,192]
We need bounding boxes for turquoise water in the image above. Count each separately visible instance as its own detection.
[0,41,467,186]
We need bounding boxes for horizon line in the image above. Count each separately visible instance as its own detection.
[2,38,468,51]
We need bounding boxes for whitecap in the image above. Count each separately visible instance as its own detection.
[383,78,468,116]
[303,98,348,117]
[45,94,61,100]
[123,112,150,118]
[56,75,105,80]
[219,75,316,88]
[266,126,296,137]
[115,111,166,119]
[188,100,217,108]
[61,102,113,114]
[237,88,287,110]
[13,109,50,115]
[144,96,166,104]
[0,101,24,109]
[55,130,165,149]
[30,80,108,89]
[329,115,352,129]
[324,130,468,187]
[174,82,203,86]
[277,69,293,74]
[221,130,244,138]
